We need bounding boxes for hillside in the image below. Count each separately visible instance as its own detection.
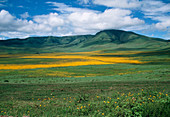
[0,29,169,54]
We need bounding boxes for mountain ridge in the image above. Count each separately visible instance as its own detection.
[0,29,169,54]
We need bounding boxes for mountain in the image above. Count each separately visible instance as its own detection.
[0,29,169,54]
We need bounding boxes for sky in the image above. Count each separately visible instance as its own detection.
[0,0,169,40]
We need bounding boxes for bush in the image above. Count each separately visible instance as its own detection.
[4,80,9,82]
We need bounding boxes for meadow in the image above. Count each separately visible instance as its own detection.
[0,50,170,117]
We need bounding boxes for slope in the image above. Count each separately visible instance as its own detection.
[0,29,169,54]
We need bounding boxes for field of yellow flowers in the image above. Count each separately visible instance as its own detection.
[0,50,170,116]
[0,51,144,70]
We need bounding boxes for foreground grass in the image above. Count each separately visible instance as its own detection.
[0,85,169,117]
[0,80,170,117]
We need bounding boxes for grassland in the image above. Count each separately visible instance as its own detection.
[0,49,170,117]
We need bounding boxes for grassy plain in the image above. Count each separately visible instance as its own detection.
[0,50,170,116]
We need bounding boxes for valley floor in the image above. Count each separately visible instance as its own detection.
[0,50,170,116]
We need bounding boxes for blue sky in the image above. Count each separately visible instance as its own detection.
[0,0,169,40]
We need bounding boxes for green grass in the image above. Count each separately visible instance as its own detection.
[0,49,170,116]
[0,82,169,116]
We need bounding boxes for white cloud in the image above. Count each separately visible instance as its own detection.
[154,16,170,30]
[141,0,170,31]
[142,0,170,16]
[0,2,144,39]
[0,31,30,39]
[92,0,170,33]
[34,13,64,27]
[0,0,7,7]
[20,12,29,19]
[0,10,21,31]
[68,8,144,34]
[0,36,5,40]
[0,0,7,2]
[93,0,141,8]
[0,10,13,24]
[46,1,96,13]
[78,0,90,4]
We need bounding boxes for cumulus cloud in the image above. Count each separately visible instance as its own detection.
[142,0,170,16]
[0,1,145,39]
[68,8,144,34]
[46,2,144,34]
[34,13,64,27]
[20,12,29,19]
[0,10,22,31]
[154,16,170,30]
[93,0,141,8]
[141,0,170,31]
[0,9,72,38]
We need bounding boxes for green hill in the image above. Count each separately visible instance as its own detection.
[0,29,169,54]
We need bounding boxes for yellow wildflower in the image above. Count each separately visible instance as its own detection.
[166,94,168,96]
[102,113,104,116]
